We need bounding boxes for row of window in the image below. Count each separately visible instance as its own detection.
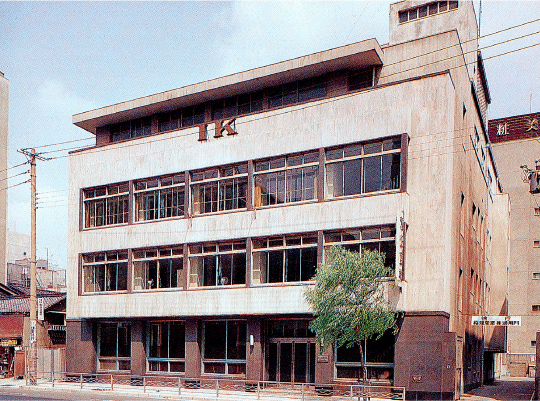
[398,1,458,24]
[97,320,394,380]
[82,226,396,293]
[106,69,375,143]
[83,137,402,229]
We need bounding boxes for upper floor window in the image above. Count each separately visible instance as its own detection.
[132,246,183,290]
[158,105,205,133]
[349,68,374,91]
[252,234,318,284]
[82,250,128,293]
[324,226,396,275]
[268,77,327,109]
[399,1,458,23]
[254,152,319,207]
[212,92,263,120]
[135,174,185,222]
[189,240,247,287]
[325,138,401,198]
[84,183,129,228]
[110,118,151,142]
[191,164,248,215]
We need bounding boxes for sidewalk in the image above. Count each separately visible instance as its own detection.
[461,376,535,401]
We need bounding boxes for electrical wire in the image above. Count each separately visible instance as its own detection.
[0,170,30,182]
[32,137,94,150]
[0,162,29,174]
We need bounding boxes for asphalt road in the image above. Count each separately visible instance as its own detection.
[0,387,166,401]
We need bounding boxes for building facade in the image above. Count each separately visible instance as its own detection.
[0,73,8,285]
[67,1,508,399]
[489,111,540,377]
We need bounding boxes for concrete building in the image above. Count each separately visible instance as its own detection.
[67,1,509,399]
[0,73,8,285]
[6,229,30,266]
[488,111,540,377]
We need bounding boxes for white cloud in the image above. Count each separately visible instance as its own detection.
[35,79,96,115]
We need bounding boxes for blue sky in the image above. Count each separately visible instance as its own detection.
[1,1,539,270]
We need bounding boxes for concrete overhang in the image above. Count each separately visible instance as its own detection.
[73,39,384,134]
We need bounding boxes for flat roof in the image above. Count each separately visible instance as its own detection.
[73,39,384,134]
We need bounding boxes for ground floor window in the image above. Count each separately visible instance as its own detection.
[202,321,246,375]
[147,321,185,373]
[97,323,131,371]
[334,330,395,381]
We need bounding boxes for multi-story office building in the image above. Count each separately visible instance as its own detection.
[67,1,508,398]
[0,73,8,285]
[489,111,540,377]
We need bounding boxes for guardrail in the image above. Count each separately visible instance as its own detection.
[29,371,405,400]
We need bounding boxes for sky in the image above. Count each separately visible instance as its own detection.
[1,1,539,271]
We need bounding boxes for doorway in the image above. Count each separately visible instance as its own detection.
[267,341,315,383]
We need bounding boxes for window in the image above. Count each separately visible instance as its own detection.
[252,234,318,284]
[324,227,396,275]
[97,323,131,371]
[158,105,205,132]
[398,1,458,23]
[268,77,327,108]
[189,241,246,287]
[268,320,314,338]
[82,251,128,293]
[325,138,401,198]
[532,341,537,347]
[535,241,540,248]
[212,92,263,120]
[534,273,540,280]
[110,118,151,142]
[191,164,248,215]
[348,68,374,91]
[202,321,246,375]
[132,246,183,290]
[533,305,540,312]
[135,174,185,221]
[335,330,395,380]
[254,152,318,206]
[535,207,540,216]
[147,321,185,373]
[84,183,129,228]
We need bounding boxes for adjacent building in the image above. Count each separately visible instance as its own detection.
[0,73,8,285]
[67,1,509,399]
[489,111,540,377]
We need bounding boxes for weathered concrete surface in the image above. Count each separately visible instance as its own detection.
[461,377,534,401]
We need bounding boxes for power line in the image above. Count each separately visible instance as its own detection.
[32,136,94,150]
[0,161,29,174]
[0,169,30,182]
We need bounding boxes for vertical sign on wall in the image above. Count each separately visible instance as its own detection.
[30,320,36,344]
[37,298,44,321]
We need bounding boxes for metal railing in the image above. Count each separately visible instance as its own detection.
[29,371,405,400]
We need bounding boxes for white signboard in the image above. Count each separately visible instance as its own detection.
[30,320,36,344]
[37,298,44,321]
[472,316,521,326]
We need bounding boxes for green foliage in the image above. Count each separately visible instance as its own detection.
[305,246,397,352]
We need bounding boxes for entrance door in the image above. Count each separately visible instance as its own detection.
[268,342,315,383]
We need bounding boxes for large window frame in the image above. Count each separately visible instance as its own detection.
[254,152,319,207]
[110,118,152,142]
[82,251,128,293]
[325,138,401,199]
[324,226,397,276]
[189,241,247,287]
[147,321,185,373]
[84,183,129,228]
[334,330,395,381]
[97,322,131,371]
[252,234,318,284]
[135,174,185,222]
[191,164,248,215]
[202,321,247,375]
[133,246,184,290]
[158,105,205,133]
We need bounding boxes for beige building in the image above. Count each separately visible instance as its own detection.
[67,1,509,399]
[489,111,540,377]
[0,73,8,285]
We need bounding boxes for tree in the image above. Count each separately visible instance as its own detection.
[305,245,398,382]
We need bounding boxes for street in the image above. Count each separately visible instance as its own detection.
[0,387,166,401]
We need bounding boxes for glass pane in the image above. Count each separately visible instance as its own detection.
[99,359,117,370]
[169,362,185,372]
[232,253,246,285]
[118,360,131,371]
[204,362,225,374]
[366,331,395,363]
[169,322,185,358]
[326,162,343,198]
[117,324,131,357]
[228,363,246,375]
[363,156,382,193]
[267,250,284,283]
[294,343,307,383]
[227,321,246,360]
[203,255,217,286]
[204,322,226,359]
[99,324,117,357]
[285,248,301,282]
[268,343,278,381]
[300,247,318,281]
[381,154,401,190]
[280,343,292,382]
[343,159,361,196]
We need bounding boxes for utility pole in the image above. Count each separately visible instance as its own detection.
[18,148,49,385]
